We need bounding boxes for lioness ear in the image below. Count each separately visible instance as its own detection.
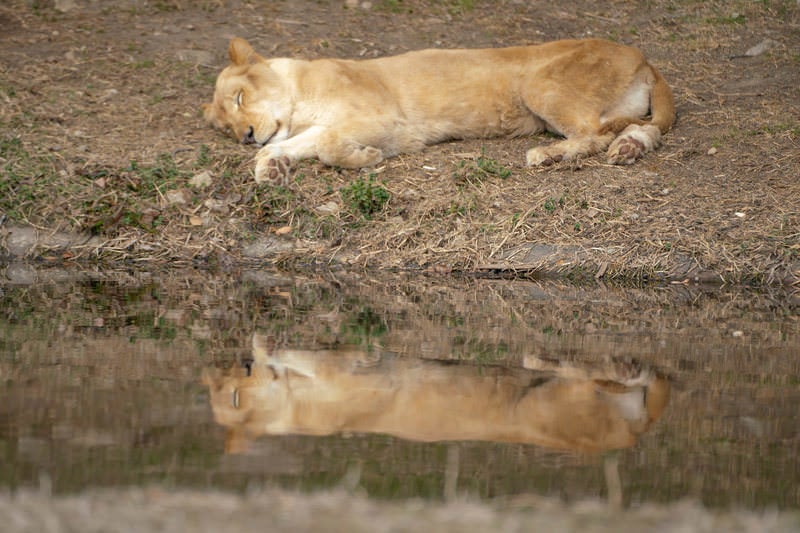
[228,37,260,65]
[201,102,214,122]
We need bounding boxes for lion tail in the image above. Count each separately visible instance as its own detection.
[649,66,675,135]
[599,65,675,136]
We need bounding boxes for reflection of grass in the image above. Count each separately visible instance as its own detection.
[341,307,387,349]
[452,337,509,364]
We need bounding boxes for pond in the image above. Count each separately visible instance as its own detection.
[1,266,798,511]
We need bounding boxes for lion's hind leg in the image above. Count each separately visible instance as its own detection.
[526,132,616,167]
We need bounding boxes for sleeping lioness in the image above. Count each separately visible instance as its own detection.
[203,38,675,184]
[202,333,670,454]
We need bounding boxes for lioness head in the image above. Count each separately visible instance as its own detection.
[201,334,296,453]
[203,38,291,146]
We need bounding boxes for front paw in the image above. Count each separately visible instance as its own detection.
[255,148,292,185]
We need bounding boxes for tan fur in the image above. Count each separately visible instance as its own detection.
[203,38,675,183]
[202,333,670,454]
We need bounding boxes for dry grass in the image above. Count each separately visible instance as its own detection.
[0,0,798,284]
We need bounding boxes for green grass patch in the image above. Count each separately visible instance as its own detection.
[340,173,391,219]
[0,136,59,221]
[79,153,192,234]
[452,150,513,185]
[707,13,746,24]
[476,153,512,179]
[543,196,565,214]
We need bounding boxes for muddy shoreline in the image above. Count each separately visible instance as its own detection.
[2,221,797,286]
[1,487,797,533]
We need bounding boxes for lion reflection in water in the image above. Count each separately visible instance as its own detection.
[203,334,669,454]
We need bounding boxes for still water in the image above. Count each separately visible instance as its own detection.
[1,267,798,509]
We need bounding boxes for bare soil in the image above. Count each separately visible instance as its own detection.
[0,0,799,284]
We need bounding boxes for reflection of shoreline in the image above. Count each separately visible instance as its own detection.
[203,333,670,454]
[3,486,795,531]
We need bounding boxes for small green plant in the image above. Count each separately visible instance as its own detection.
[340,173,390,219]
[708,13,746,25]
[133,59,155,69]
[126,153,182,194]
[194,144,211,168]
[543,196,565,213]
[452,150,512,185]
[476,154,512,179]
[448,0,475,15]
[256,185,295,221]
[379,0,404,13]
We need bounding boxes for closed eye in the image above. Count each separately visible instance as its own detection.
[232,388,240,409]
[234,91,243,107]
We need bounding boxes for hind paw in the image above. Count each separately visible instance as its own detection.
[607,137,646,165]
[607,124,661,166]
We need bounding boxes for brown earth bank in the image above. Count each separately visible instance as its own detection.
[2,487,799,533]
[0,0,799,285]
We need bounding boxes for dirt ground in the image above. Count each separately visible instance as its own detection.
[0,0,799,284]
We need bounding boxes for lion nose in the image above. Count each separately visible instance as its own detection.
[242,126,256,144]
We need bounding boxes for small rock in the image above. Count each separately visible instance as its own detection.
[165,189,189,206]
[54,0,77,13]
[242,236,295,258]
[189,170,213,189]
[204,198,229,214]
[744,39,777,57]
[99,89,118,103]
[707,147,717,155]
[315,201,340,215]
[175,49,215,66]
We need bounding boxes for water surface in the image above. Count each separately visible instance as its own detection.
[1,267,798,509]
